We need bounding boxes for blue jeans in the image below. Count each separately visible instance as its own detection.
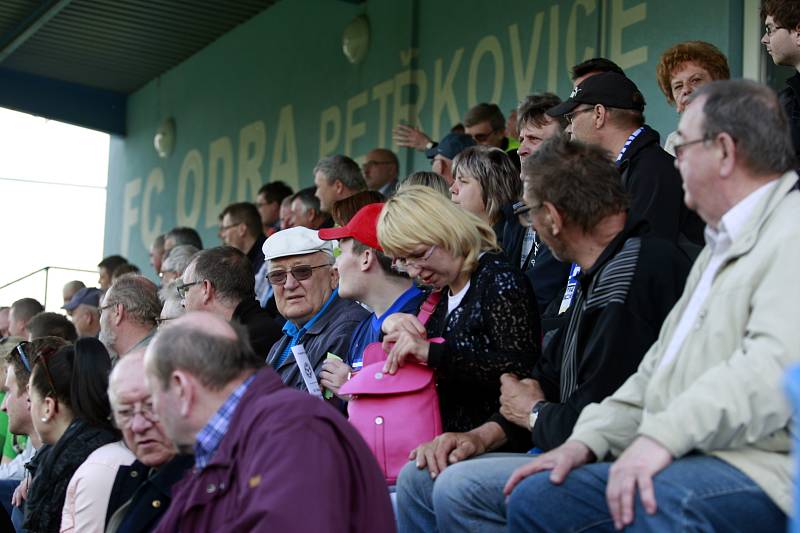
[396,453,531,533]
[506,455,786,532]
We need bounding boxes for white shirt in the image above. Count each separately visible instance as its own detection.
[658,180,779,370]
[447,281,471,316]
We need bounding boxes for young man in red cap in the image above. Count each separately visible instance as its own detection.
[317,203,425,398]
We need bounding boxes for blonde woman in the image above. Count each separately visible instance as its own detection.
[378,185,540,437]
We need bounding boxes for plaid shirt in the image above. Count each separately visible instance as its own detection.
[194,373,257,470]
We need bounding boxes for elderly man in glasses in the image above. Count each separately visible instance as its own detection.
[105,348,193,533]
[263,227,368,394]
[179,246,281,358]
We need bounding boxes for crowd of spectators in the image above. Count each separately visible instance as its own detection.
[1,4,800,530]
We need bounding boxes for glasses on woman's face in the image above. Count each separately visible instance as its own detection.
[266,264,331,286]
[392,245,437,272]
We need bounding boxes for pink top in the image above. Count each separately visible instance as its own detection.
[60,440,136,533]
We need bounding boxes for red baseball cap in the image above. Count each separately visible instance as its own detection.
[318,203,384,250]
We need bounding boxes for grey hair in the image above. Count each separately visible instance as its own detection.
[158,280,184,320]
[451,146,522,224]
[313,155,367,191]
[107,275,162,327]
[161,244,199,275]
[689,80,796,175]
[148,319,262,391]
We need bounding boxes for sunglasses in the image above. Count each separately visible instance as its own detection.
[267,264,331,286]
[12,342,31,372]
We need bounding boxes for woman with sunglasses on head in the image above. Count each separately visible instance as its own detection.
[24,337,134,533]
[378,186,540,437]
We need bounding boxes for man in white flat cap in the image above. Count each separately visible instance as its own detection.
[263,227,369,393]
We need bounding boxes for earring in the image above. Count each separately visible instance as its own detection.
[40,417,47,422]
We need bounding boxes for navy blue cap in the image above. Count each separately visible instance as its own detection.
[62,287,102,311]
[426,133,477,160]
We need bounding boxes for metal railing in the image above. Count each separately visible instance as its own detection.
[0,266,97,308]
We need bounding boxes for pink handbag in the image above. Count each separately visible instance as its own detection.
[339,291,443,484]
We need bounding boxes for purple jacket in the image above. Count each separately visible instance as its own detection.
[153,367,395,533]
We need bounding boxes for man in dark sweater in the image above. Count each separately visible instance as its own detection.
[106,349,193,533]
[179,246,281,358]
[395,137,690,533]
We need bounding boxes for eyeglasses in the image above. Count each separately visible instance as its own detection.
[564,107,594,125]
[176,280,202,298]
[470,130,499,143]
[673,135,711,159]
[267,264,331,286]
[114,400,159,427]
[218,221,241,233]
[392,245,437,272]
[12,342,31,372]
[764,25,786,37]
[99,303,116,316]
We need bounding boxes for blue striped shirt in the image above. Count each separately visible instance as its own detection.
[194,373,257,470]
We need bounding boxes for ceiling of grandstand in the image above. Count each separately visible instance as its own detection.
[0,0,280,133]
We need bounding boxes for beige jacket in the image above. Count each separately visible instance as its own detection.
[571,171,800,513]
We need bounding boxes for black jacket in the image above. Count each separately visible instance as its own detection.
[618,126,705,255]
[232,297,282,358]
[492,221,691,452]
[105,454,193,533]
[780,73,800,158]
[501,203,571,313]
[24,419,118,533]
[425,252,541,432]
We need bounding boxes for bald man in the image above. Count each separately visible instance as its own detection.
[145,312,394,532]
[362,148,399,197]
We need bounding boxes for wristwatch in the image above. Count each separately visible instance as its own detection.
[528,400,547,430]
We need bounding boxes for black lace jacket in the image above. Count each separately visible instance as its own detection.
[425,251,541,432]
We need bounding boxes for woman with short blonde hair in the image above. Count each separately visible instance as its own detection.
[377,185,540,437]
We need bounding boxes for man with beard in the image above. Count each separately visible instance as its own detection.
[100,275,161,359]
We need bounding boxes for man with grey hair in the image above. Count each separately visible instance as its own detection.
[105,348,192,533]
[505,80,800,531]
[100,275,161,359]
[288,187,330,230]
[264,227,368,393]
[179,246,281,356]
[313,154,367,213]
[159,244,198,285]
[143,312,394,532]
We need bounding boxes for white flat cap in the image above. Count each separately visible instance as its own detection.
[263,226,334,261]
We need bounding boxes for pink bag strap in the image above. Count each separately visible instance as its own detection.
[416,290,442,326]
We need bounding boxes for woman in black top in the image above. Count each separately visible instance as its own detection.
[378,186,541,435]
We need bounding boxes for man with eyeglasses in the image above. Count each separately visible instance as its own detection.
[179,246,281,359]
[503,79,800,533]
[263,227,368,394]
[761,0,800,156]
[547,71,705,259]
[104,349,192,533]
[363,148,400,197]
